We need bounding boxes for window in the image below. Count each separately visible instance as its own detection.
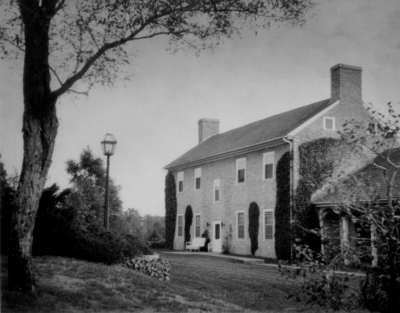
[237,212,245,239]
[177,215,183,237]
[215,223,220,240]
[264,210,274,240]
[195,214,201,237]
[194,168,201,190]
[178,171,184,192]
[263,152,274,180]
[323,117,336,130]
[214,179,220,202]
[236,158,246,183]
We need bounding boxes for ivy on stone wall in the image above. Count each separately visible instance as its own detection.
[248,202,260,256]
[294,138,340,253]
[165,172,177,249]
[184,205,193,246]
[274,151,291,260]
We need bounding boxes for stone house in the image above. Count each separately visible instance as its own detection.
[164,64,377,258]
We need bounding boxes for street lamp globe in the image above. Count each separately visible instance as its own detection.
[101,133,117,156]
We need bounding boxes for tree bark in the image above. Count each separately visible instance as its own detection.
[8,2,58,291]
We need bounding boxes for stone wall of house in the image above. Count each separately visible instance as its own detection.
[173,143,289,258]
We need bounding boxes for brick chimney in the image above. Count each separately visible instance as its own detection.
[198,118,220,144]
[330,64,362,104]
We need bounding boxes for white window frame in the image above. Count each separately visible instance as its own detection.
[263,151,274,180]
[236,211,246,240]
[178,171,184,193]
[194,168,201,190]
[213,179,220,202]
[263,209,274,240]
[195,213,201,238]
[236,158,246,184]
[177,215,183,237]
[323,117,336,131]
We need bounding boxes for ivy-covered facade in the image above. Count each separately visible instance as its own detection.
[164,64,378,258]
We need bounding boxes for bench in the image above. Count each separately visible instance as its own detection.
[186,237,206,252]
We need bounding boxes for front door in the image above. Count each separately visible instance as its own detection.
[213,221,222,253]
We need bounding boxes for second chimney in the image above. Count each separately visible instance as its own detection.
[198,118,220,144]
[330,64,362,104]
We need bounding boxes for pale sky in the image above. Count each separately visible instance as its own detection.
[1,0,400,216]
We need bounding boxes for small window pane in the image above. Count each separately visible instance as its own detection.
[196,177,201,189]
[195,215,201,237]
[265,164,273,179]
[215,188,219,202]
[179,181,183,192]
[265,212,274,240]
[325,118,334,130]
[238,213,245,239]
[238,169,245,183]
[178,216,183,237]
[215,224,220,240]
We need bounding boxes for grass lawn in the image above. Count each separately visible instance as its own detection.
[1,251,366,312]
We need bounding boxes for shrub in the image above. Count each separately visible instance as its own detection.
[165,172,177,249]
[275,151,292,261]
[248,202,260,256]
[222,225,233,254]
[65,224,150,264]
[33,201,150,264]
[124,255,171,282]
[184,205,193,245]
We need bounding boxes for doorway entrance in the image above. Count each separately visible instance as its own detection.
[212,221,222,253]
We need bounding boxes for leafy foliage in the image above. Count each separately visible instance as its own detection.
[279,245,360,311]
[32,184,72,256]
[294,138,340,252]
[142,215,165,241]
[275,151,292,260]
[165,172,177,249]
[1,0,316,95]
[184,205,193,245]
[32,184,149,263]
[222,225,233,254]
[112,208,143,238]
[282,103,400,312]
[65,148,123,226]
[248,202,260,256]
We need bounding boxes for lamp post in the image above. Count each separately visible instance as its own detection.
[101,133,117,229]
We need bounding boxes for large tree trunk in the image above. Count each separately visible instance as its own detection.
[8,2,58,291]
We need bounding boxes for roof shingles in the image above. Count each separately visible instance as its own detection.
[165,98,332,170]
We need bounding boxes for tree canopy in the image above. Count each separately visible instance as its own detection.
[1,0,315,96]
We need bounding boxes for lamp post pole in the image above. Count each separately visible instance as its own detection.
[101,133,117,230]
[104,154,110,229]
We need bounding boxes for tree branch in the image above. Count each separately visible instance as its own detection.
[47,65,63,87]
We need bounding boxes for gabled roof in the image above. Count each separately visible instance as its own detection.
[312,148,400,205]
[165,98,332,170]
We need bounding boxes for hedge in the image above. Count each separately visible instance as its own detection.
[274,151,292,260]
[164,172,177,249]
[248,202,260,256]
